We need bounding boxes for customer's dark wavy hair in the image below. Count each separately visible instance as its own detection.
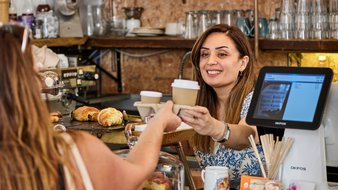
[191,24,256,152]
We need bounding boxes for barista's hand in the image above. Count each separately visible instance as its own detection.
[149,100,181,132]
[180,106,222,137]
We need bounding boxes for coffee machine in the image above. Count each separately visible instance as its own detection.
[40,65,99,115]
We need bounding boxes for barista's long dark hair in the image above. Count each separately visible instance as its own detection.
[191,24,256,152]
[0,24,77,190]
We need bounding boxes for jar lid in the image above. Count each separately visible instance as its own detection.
[171,79,200,90]
[140,91,162,97]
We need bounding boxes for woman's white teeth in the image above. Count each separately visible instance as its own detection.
[207,70,221,74]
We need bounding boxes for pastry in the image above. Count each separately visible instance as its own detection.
[97,107,123,127]
[50,115,60,123]
[50,111,62,123]
[143,172,171,190]
[71,106,100,121]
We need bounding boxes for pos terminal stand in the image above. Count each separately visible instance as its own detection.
[282,127,327,189]
[246,66,333,190]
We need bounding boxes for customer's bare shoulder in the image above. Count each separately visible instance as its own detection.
[68,131,123,189]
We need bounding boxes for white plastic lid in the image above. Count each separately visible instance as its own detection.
[140,91,163,97]
[171,79,200,90]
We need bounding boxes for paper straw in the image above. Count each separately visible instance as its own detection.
[249,134,267,178]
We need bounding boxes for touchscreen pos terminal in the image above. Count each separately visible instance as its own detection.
[246,66,333,189]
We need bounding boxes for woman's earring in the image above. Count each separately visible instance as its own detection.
[239,71,243,77]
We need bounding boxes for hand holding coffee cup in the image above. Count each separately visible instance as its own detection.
[171,79,200,106]
[201,166,230,190]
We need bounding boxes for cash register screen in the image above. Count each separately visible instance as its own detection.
[246,66,333,130]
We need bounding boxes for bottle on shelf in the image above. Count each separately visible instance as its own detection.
[8,0,17,22]
[21,0,35,30]
[35,0,59,39]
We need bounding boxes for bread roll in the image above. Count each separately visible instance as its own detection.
[50,115,60,123]
[97,107,123,127]
[71,106,100,121]
[50,111,62,123]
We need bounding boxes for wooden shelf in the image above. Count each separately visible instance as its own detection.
[32,36,338,52]
[259,39,338,52]
[31,37,88,47]
[86,36,196,49]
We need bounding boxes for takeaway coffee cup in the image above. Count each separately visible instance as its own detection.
[140,91,162,104]
[171,79,200,106]
[201,166,229,190]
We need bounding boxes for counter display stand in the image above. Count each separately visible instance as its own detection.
[126,123,197,190]
[282,127,328,189]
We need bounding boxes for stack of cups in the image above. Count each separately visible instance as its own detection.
[184,11,197,39]
[197,10,211,37]
[222,10,235,26]
[267,17,279,39]
[294,0,310,39]
[279,0,295,39]
[171,79,200,106]
[310,0,329,39]
[329,0,338,38]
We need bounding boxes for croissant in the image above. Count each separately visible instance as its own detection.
[71,106,100,121]
[97,107,123,127]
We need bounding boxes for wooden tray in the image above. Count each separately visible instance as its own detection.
[132,127,195,146]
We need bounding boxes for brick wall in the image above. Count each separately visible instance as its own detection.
[101,0,288,94]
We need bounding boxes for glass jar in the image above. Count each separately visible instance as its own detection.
[115,149,185,190]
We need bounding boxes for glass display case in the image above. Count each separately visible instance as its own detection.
[115,149,185,190]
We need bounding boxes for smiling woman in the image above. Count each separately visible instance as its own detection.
[179,24,262,189]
